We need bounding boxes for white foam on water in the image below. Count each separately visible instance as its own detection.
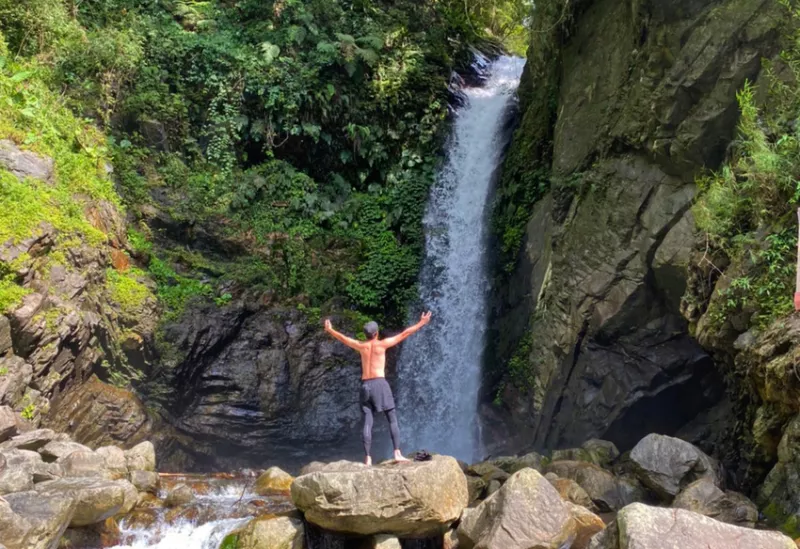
[396,56,525,463]
[111,517,249,549]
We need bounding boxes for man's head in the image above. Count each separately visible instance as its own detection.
[364,321,379,339]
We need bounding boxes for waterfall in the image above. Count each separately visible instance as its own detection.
[395,55,525,463]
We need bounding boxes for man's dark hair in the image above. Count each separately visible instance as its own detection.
[364,321,379,339]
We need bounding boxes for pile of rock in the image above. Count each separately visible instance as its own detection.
[221,433,795,549]
[0,426,157,549]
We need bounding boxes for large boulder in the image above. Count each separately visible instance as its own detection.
[94,446,128,480]
[629,434,721,500]
[57,450,108,479]
[291,456,467,537]
[0,451,35,495]
[673,478,758,528]
[597,503,794,549]
[457,468,576,549]
[225,515,304,549]
[1,491,76,549]
[254,467,294,496]
[38,441,92,463]
[165,484,194,507]
[545,461,642,511]
[0,430,58,452]
[130,470,159,495]
[124,441,156,473]
[34,478,136,527]
[0,140,55,183]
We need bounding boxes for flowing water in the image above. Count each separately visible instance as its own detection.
[105,474,293,549]
[396,55,525,463]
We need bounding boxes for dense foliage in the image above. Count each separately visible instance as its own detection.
[0,0,530,326]
[693,1,800,330]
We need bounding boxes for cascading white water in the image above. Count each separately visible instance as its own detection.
[396,55,525,463]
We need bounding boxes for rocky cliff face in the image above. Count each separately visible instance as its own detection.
[486,0,785,457]
[0,141,158,443]
[152,303,365,471]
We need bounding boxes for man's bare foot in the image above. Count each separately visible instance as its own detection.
[393,450,410,462]
[365,455,373,466]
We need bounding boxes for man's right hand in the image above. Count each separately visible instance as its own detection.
[420,311,432,326]
[324,319,333,331]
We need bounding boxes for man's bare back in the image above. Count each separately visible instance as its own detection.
[324,312,432,464]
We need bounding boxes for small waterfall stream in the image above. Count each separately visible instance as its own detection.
[396,55,525,463]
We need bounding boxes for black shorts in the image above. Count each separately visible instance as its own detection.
[360,378,396,413]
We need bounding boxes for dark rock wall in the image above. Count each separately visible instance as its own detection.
[485,0,784,456]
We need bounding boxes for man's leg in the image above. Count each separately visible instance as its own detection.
[362,405,374,466]
[385,409,408,461]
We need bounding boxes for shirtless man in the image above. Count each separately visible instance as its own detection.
[324,312,432,465]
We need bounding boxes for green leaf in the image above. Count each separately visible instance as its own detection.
[260,42,281,65]
[10,71,34,83]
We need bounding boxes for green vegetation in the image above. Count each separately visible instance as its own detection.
[106,268,152,321]
[0,0,533,326]
[693,8,800,330]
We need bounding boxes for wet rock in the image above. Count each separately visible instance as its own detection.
[227,514,305,549]
[0,407,17,443]
[457,468,576,549]
[60,518,121,549]
[58,450,107,479]
[546,461,641,512]
[0,140,54,183]
[254,467,294,496]
[602,503,794,549]
[629,434,721,500]
[95,446,128,480]
[1,490,76,549]
[673,478,758,528]
[38,441,92,463]
[488,452,546,474]
[35,478,136,527]
[0,429,57,452]
[548,476,595,510]
[160,306,362,470]
[292,455,467,537]
[567,502,605,549]
[124,441,156,473]
[130,470,160,495]
[165,484,194,507]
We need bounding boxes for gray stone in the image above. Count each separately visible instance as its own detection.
[673,478,758,528]
[124,441,155,473]
[165,484,194,507]
[0,357,32,409]
[0,452,34,495]
[488,452,546,474]
[229,515,304,549]
[546,461,641,512]
[0,407,17,443]
[95,446,128,480]
[0,317,10,356]
[457,468,576,549]
[0,140,54,183]
[130,470,159,494]
[629,434,721,500]
[39,441,92,463]
[1,490,76,549]
[609,503,794,549]
[581,439,620,468]
[35,478,136,527]
[58,450,107,479]
[371,535,401,549]
[0,429,57,452]
[292,455,467,537]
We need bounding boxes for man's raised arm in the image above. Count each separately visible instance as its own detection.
[382,312,432,348]
[324,319,363,350]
